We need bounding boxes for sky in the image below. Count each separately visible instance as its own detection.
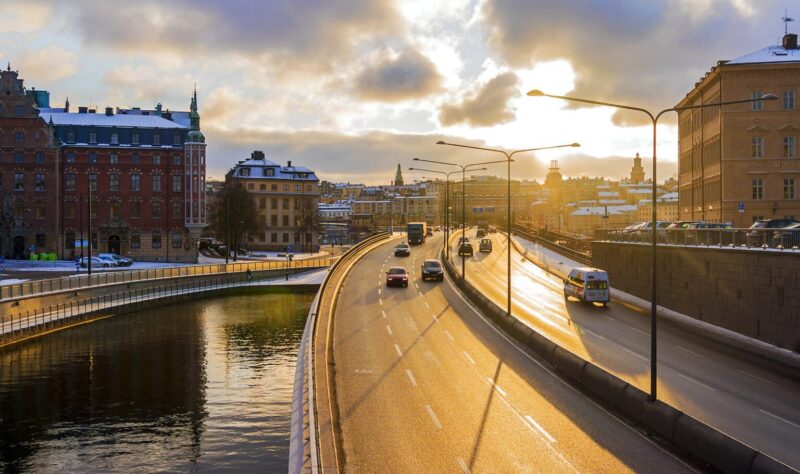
[0,0,792,184]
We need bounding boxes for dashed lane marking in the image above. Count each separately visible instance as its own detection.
[486,377,507,397]
[457,457,471,473]
[462,351,476,365]
[629,326,649,336]
[675,345,704,359]
[406,369,417,387]
[379,298,383,306]
[622,347,649,362]
[381,310,387,319]
[386,325,393,336]
[424,302,430,309]
[524,415,557,443]
[759,409,800,430]
[677,373,717,392]
[444,329,455,341]
[425,405,442,429]
[394,344,403,357]
[737,369,778,387]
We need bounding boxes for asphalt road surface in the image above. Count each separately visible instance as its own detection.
[450,231,800,469]
[331,232,695,473]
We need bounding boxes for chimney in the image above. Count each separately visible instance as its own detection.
[78,106,88,113]
[287,160,292,168]
[105,107,113,116]
[251,150,265,160]
[783,33,798,50]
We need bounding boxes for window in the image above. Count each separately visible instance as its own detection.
[152,174,162,192]
[131,201,141,218]
[14,173,24,191]
[14,152,23,163]
[14,104,25,116]
[172,155,182,165]
[172,232,182,248]
[35,233,46,247]
[131,174,141,191]
[784,136,796,158]
[15,132,24,143]
[247,183,254,190]
[172,201,181,217]
[65,201,76,218]
[111,132,118,144]
[153,134,161,146]
[132,132,139,145]
[785,178,796,200]
[132,153,140,164]
[109,201,120,218]
[173,134,182,145]
[259,184,266,190]
[66,152,76,163]
[283,184,289,191]
[283,198,289,209]
[752,179,764,200]
[152,234,162,249]
[294,184,300,191]
[271,198,277,209]
[783,89,795,110]
[751,91,764,111]
[88,173,97,191]
[751,137,764,158]
[172,174,182,192]
[89,152,97,164]
[34,201,45,218]
[131,234,141,249]
[66,231,76,249]
[271,184,277,191]
[67,132,75,143]
[259,198,266,209]
[271,215,278,226]
[35,173,45,192]
[110,153,118,164]
[152,202,162,218]
[110,174,119,192]
[35,152,44,164]
[14,200,24,217]
[90,200,97,218]
[65,173,75,192]
[153,155,161,165]
[282,215,289,226]
[265,168,275,177]
[283,232,289,243]
[89,132,97,144]
[306,184,312,191]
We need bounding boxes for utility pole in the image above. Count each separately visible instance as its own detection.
[87,184,92,276]
[225,191,230,264]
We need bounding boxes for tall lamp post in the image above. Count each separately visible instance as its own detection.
[413,157,507,279]
[528,89,777,402]
[410,167,488,258]
[435,141,580,318]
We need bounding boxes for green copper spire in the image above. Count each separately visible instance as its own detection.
[394,163,404,186]
[187,85,205,143]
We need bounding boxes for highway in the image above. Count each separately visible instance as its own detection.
[450,230,800,469]
[330,233,695,472]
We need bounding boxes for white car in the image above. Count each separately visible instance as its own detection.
[564,267,610,306]
[79,256,114,268]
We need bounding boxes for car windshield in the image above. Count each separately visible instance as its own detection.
[388,268,406,275]
[424,262,441,269]
[587,280,608,290]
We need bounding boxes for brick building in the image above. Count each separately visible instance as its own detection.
[676,30,800,225]
[0,66,207,261]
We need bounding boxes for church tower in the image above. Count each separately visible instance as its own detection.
[544,160,563,205]
[630,152,645,184]
[183,87,208,253]
[394,163,404,186]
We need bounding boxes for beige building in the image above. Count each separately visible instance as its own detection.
[351,195,440,228]
[226,151,319,252]
[636,192,679,222]
[676,32,800,226]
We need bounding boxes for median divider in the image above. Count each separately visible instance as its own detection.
[440,247,795,473]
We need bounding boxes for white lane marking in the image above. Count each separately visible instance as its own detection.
[622,347,649,362]
[737,369,778,387]
[524,415,557,443]
[677,373,717,392]
[759,409,800,430]
[462,351,476,365]
[386,325,393,336]
[457,457,471,473]
[486,377,507,397]
[379,298,383,306]
[415,283,420,289]
[675,345,704,359]
[381,310,387,319]
[394,344,403,357]
[629,326,649,336]
[424,302,430,309]
[418,291,424,297]
[431,313,439,323]
[444,329,455,341]
[378,289,382,296]
[406,369,418,387]
[425,404,442,429]
[406,317,419,333]
[606,315,616,322]
[579,326,607,340]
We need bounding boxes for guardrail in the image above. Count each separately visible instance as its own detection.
[1,258,335,301]
[290,232,391,474]
[511,224,592,266]
[595,227,800,250]
[439,245,794,473]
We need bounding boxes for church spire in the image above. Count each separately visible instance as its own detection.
[394,163,404,186]
[186,86,205,143]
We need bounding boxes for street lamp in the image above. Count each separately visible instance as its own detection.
[436,140,580,319]
[528,88,777,402]
[410,167,488,258]
[413,157,507,279]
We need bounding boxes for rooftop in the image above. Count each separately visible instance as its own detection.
[726,39,800,65]
[40,109,186,129]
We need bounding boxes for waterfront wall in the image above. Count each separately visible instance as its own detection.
[591,242,800,351]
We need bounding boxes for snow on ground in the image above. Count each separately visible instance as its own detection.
[0,278,29,286]
[1,260,195,272]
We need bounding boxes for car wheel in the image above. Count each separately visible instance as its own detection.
[403,282,408,287]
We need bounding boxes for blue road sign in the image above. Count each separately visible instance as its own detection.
[738,201,745,212]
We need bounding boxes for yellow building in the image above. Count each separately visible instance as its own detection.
[676,31,800,225]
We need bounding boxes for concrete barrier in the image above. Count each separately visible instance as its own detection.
[672,415,756,474]
[508,319,533,345]
[552,346,586,384]
[750,452,798,474]
[582,363,627,409]
[619,385,680,441]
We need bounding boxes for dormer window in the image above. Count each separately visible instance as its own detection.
[132,132,139,145]
[110,133,118,144]
[153,133,161,146]
[240,167,251,177]
[89,132,97,144]
[265,168,275,177]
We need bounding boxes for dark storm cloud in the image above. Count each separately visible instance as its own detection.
[439,71,520,126]
[70,0,401,72]
[354,48,444,102]
[480,0,786,124]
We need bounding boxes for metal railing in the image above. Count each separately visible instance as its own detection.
[595,227,800,250]
[1,258,335,301]
[511,224,593,265]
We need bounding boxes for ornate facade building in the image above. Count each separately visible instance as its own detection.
[0,66,207,261]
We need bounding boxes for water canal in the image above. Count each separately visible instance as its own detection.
[0,289,314,472]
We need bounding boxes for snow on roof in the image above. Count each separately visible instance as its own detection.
[726,43,800,65]
[40,111,186,129]
[627,188,652,194]
[232,158,319,180]
[598,191,620,197]
[570,205,638,216]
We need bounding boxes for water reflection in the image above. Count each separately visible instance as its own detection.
[0,289,314,472]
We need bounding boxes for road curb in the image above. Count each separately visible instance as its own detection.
[440,250,796,473]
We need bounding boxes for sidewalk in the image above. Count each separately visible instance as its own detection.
[510,233,800,369]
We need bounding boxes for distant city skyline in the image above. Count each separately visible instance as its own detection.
[0,0,793,183]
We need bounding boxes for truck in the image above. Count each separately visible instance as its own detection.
[407,222,427,245]
[477,220,489,232]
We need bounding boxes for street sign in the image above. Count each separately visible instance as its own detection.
[75,239,89,248]
[287,245,293,253]
[738,201,745,213]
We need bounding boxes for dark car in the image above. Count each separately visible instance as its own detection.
[476,229,486,238]
[665,221,699,244]
[426,227,434,237]
[479,238,492,252]
[769,222,800,248]
[458,242,474,256]
[394,243,411,257]
[421,259,444,281]
[488,225,497,233]
[747,219,799,246]
[386,266,409,287]
[685,222,733,245]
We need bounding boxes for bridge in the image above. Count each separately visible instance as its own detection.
[292,230,799,473]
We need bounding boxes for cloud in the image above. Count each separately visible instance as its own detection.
[0,1,51,33]
[16,45,78,83]
[354,48,444,102]
[440,71,519,126]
